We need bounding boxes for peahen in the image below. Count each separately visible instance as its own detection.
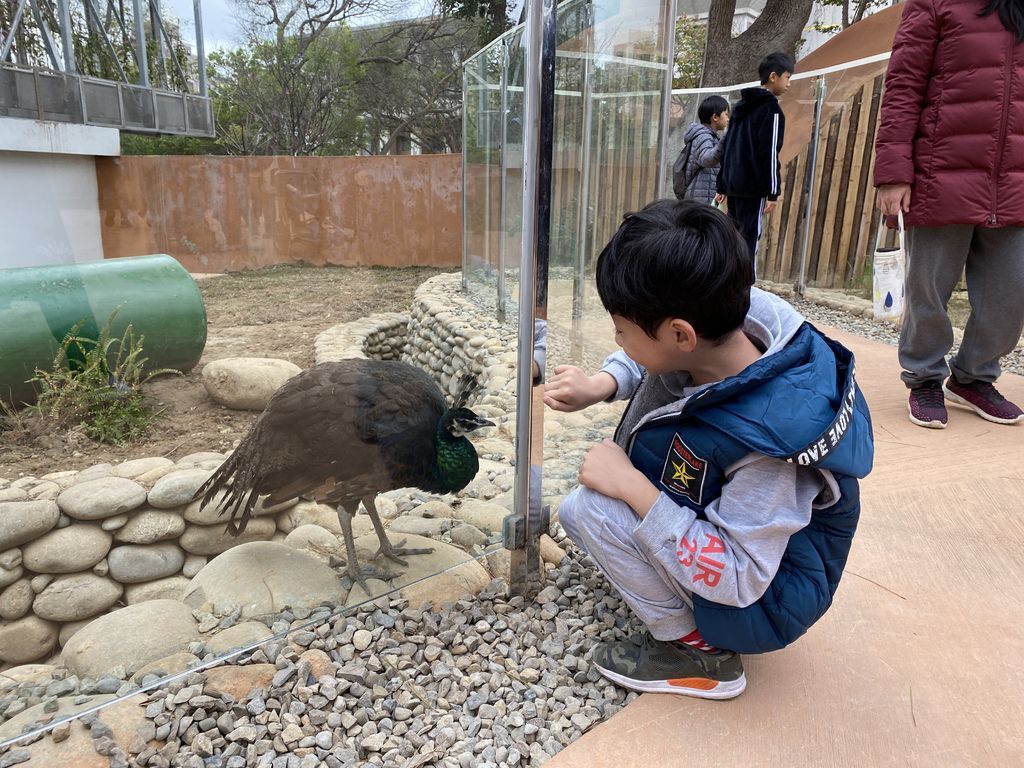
[192,359,494,588]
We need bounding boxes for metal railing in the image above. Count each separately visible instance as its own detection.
[0,62,213,136]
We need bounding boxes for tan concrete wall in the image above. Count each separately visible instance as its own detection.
[95,154,462,272]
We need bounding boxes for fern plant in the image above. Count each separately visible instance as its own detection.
[29,312,178,445]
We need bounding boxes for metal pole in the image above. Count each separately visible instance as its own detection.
[654,0,678,198]
[461,70,470,292]
[0,0,30,63]
[506,0,555,598]
[795,76,826,296]
[132,0,149,87]
[497,39,509,322]
[482,56,492,305]
[57,0,75,72]
[571,1,593,362]
[193,0,207,96]
[29,0,61,71]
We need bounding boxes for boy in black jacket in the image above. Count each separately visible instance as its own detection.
[717,52,793,263]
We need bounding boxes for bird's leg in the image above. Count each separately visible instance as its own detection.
[336,502,368,593]
[364,496,433,566]
[336,502,400,592]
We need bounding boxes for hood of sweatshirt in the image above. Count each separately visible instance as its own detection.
[627,289,874,480]
[683,121,716,143]
[731,87,778,121]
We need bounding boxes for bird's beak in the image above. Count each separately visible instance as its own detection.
[470,416,495,430]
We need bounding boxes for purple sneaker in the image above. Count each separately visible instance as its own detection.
[943,377,1024,425]
[908,381,948,428]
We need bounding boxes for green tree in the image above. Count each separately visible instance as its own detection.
[438,0,508,47]
[210,29,364,155]
[674,14,707,89]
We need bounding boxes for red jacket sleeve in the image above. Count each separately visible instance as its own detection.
[874,0,939,187]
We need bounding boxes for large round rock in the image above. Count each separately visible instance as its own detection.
[32,573,123,622]
[61,599,200,678]
[147,469,213,509]
[115,510,186,544]
[201,357,301,411]
[182,541,342,618]
[108,543,186,583]
[21,524,112,573]
[57,478,147,520]
[0,500,60,549]
[0,614,58,664]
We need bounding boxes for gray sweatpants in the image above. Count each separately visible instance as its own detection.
[900,225,1024,387]
[558,486,698,641]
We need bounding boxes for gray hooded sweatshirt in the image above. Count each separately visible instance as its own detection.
[679,122,724,205]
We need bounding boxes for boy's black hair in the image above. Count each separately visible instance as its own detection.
[595,199,754,343]
[758,52,794,84]
[697,95,730,125]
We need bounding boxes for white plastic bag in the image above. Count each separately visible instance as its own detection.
[873,210,905,320]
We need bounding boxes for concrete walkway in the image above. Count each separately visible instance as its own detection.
[547,327,1024,768]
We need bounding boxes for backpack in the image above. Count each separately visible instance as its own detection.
[672,139,695,200]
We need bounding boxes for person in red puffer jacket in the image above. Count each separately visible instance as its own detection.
[874,0,1024,429]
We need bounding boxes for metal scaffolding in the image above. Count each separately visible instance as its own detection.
[0,0,213,135]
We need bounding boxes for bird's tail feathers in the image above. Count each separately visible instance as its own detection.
[192,444,264,536]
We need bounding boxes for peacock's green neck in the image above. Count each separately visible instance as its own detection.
[435,425,480,493]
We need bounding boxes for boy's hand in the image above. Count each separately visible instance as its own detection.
[876,183,911,215]
[578,439,660,518]
[764,200,777,214]
[544,367,617,412]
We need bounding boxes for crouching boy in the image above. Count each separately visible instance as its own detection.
[544,200,873,699]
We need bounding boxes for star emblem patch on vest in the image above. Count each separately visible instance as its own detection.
[660,433,707,505]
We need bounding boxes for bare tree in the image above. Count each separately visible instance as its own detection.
[700,0,815,86]
[214,0,474,155]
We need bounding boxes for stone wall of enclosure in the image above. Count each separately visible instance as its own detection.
[95,155,462,273]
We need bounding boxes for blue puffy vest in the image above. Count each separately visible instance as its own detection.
[623,323,873,653]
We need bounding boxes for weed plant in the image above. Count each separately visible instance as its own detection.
[29,314,177,445]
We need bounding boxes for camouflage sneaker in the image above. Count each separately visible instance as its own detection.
[907,381,948,428]
[944,377,1024,425]
[592,632,746,700]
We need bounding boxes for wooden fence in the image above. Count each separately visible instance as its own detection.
[758,74,886,291]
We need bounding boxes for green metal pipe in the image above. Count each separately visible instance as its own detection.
[0,255,207,407]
